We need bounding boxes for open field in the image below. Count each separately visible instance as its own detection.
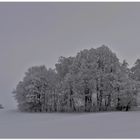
[0,109,140,138]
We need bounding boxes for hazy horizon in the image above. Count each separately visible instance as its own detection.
[0,2,140,109]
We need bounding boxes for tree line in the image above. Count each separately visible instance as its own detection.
[13,45,140,112]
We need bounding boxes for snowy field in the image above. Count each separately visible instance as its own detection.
[0,109,140,138]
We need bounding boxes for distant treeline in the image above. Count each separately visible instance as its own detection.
[0,104,3,109]
[13,45,140,112]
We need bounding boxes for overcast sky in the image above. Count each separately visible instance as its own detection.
[1,2,140,109]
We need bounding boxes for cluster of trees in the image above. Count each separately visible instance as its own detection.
[13,45,140,112]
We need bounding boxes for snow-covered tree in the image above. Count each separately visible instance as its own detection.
[59,45,123,111]
[114,60,138,111]
[0,104,3,109]
[55,56,74,80]
[131,59,140,81]
[13,65,57,112]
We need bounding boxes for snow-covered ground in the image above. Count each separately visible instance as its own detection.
[0,109,140,138]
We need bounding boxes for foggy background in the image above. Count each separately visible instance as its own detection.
[0,2,140,109]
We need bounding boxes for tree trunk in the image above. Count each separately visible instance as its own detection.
[70,88,75,111]
[85,88,91,112]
